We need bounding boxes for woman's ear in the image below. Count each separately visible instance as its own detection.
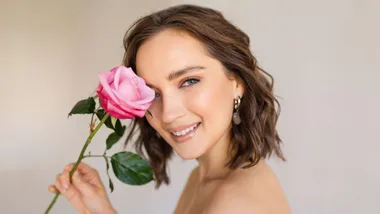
[232,76,245,98]
[226,71,245,98]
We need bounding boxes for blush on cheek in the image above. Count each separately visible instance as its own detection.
[195,79,235,141]
[187,85,214,114]
[199,81,233,112]
[186,80,233,124]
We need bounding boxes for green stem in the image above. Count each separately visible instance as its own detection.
[83,154,111,159]
[44,113,110,214]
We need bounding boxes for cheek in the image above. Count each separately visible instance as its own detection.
[186,79,234,126]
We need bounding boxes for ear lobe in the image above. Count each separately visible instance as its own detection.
[234,79,245,98]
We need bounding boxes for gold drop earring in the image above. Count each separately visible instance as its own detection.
[233,96,242,125]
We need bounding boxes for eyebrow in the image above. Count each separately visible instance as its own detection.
[146,66,204,88]
[167,65,205,81]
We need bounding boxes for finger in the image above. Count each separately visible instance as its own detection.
[64,163,75,172]
[65,162,95,175]
[57,172,83,201]
[77,162,97,175]
[64,162,103,188]
[55,173,68,193]
[59,179,89,214]
[81,170,103,188]
[48,185,58,193]
[72,170,97,197]
[64,181,82,202]
[76,163,103,187]
[64,163,80,174]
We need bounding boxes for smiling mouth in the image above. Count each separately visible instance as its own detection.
[170,122,201,142]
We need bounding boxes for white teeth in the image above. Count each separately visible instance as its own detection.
[172,123,198,136]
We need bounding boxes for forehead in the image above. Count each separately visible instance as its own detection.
[135,29,208,79]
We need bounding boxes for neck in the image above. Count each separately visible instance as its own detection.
[196,129,232,181]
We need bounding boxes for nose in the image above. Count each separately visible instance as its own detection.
[160,94,185,125]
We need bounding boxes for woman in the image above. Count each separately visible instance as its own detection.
[49,4,291,214]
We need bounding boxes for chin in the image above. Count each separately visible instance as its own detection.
[174,147,206,160]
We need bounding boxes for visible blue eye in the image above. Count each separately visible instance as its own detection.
[181,78,200,87]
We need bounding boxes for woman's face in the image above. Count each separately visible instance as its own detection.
[136,29,243,159]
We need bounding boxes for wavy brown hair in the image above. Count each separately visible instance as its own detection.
[122,4,285,188]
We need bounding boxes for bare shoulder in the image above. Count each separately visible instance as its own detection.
[174,166,199,213]
[205,159,291,214]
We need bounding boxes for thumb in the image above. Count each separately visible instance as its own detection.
[72,171,96,197]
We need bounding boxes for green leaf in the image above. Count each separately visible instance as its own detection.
[96,109,114,130]
[68,97,96,117]
[111,116,117,129]
[97,110,126,137]
[111,152,153,185]
[106,128,125,150]
[104,157,114,193]
[114,120,124,136]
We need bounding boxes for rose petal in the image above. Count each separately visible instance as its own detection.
[97,66,155,119]
[107,90,151,112]
[105,100,135,119]
[119,66,154,103]
[127,108,147,118]
[133,88,155,105]
[113,66,122,90]
[98,72,120,105]
[120,98,151,111]
[114,80,139,101]
[119,66,138,82]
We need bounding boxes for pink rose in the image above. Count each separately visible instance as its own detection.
[96,66,155,119]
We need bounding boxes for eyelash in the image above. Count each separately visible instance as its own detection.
[180,77,200,88]
[154,77,200,99]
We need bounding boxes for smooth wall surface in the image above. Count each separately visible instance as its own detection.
[1,0,379,213]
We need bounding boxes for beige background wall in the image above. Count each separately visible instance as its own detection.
[1,0,379,213]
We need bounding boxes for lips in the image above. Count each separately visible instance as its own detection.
[167,122,199,133]
[169,122,200,143]
[172,123,199,136]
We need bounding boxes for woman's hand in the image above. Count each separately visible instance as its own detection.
[48,162,116,214]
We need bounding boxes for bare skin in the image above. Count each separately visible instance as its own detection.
[174,160,291,214]
[49,29,291,214]
[48,162,116,214]
[49,159,291,214]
